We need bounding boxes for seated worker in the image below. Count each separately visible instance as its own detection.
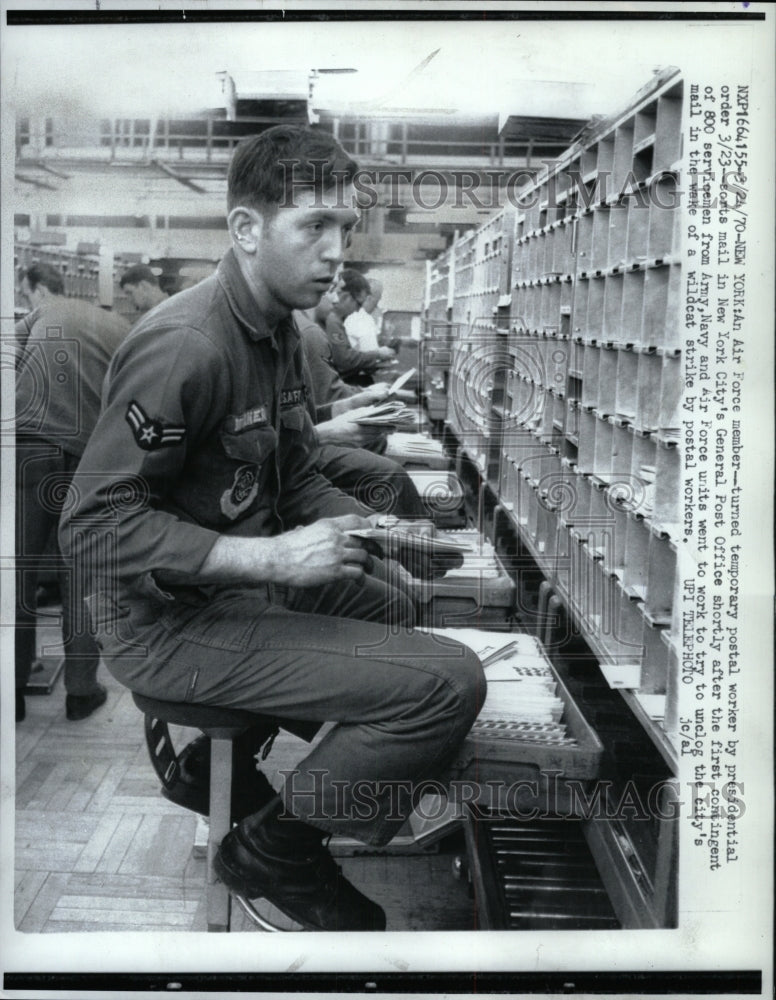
[296,303,388,422]
[119,264,168,316]
[15,262,132,723]
[344,276,382,352]
[295,310,426,520]
[325,269,395,385]
[60,125,485,932]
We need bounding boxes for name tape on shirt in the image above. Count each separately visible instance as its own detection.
[223,406,269,434]
[126,401,186,451]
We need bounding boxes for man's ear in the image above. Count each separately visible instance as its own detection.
[228,206,262,253]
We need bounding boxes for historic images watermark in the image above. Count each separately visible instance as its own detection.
[279,769,744,829]
[275,158,747,215]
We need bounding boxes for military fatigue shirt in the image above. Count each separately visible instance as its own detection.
[16,298,131,455]
[60,248,362,601]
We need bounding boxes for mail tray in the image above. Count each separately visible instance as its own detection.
[410,555,515,629]
[409,529,514,627]
[454,660,603,782]
[407,470,466,528]
[384,432,452,471]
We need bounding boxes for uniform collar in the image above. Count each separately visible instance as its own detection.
[216,247,298,346]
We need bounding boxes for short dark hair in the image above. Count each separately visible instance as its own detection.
[227,125,358,214]
[22,262,64,296]
[339,268,370,303]
[120,264,159,289]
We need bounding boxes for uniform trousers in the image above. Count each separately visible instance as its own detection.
[317,443,426,520]
[87,572,485,846]
[15,440,102,696]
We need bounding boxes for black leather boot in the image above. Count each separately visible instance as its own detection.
[65,683,108,721]
[214,798,387,931]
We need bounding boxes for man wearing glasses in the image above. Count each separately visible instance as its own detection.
[325,269,395,384]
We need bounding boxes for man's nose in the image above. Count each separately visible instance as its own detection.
[320,227,346,262]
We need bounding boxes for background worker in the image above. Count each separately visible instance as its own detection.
[325,269,395,384]
[295,309,426,520]
[297,305,391,423]
[119,263,168,316]
[344,275,383,352]
[15,262,132,722]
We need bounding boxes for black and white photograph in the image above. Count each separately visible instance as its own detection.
[1,3,773,997]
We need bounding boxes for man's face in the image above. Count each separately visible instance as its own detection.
[246,185,360,318]
[333,283,364,319]
[124,281,154,312]
[20,277,43,310]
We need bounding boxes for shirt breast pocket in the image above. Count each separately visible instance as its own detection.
[279,405,306,433]
[220,425,278,464]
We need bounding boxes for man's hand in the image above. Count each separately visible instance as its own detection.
[326,513,373,532]
[343,382,391,408]
[329,383,390,417]
[377,346,396,360]
[315,411,387,448]
[268,518,371,587]
[357,516,465,580]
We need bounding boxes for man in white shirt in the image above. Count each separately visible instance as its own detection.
[344,276,383,351]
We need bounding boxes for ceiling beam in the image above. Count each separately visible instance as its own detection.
[15,173,58,190]
[151,159,207,194]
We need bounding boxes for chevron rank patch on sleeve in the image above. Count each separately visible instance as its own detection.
[125,400,187,451]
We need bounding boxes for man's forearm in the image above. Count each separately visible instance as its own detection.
[198,534,282,585]
[197,517,373,589]
[329,397,352,418]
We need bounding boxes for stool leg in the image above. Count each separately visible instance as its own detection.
[207,737,233,932]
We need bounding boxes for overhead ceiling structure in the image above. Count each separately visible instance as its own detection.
[216,69,315,124]
[12,58,671,302]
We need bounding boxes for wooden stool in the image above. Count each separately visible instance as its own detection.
[132,692,284,932]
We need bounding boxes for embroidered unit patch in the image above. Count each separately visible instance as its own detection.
[220,464,260,520]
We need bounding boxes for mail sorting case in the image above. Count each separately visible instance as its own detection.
[422,68,685,773]
[421,69,685,929]
[422,252,455,422]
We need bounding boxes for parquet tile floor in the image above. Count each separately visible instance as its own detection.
[13,612,477,934]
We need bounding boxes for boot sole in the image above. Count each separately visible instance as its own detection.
[213,844,386,931]
[213,849,321,931]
